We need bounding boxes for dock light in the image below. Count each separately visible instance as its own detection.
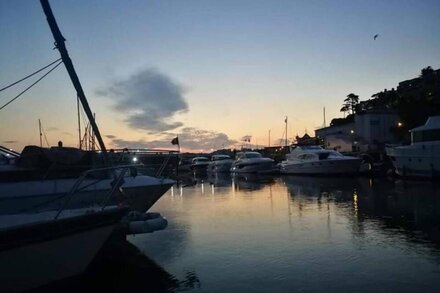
[397,122,403,127]
[132,157,138,162]
[350,130,354,134]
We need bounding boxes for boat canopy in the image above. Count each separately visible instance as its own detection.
[410,116,440,143]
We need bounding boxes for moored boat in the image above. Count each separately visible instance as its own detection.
[190,156,210,172]
[207,154,234,173]
[230,151,275,173]
[0,205,128,292]
[280,145,361,175]
[386,116,440,178]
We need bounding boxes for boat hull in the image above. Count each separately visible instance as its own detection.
[0,207,127,292]
[230,161,275,174]
[387,145,440,178]
[0,176,174,214]
[280,158,361,175]
[207,161,233,173]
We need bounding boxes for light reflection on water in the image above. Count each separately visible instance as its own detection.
[130,174,440,292]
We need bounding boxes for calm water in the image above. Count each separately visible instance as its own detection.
[128,174,440,292]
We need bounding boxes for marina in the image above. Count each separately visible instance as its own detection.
[0,0,439,291]
[36,175,440,292]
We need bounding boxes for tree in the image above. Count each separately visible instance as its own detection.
[340,93,359,115]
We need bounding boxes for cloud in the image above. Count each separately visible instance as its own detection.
[108,127,237,151]
[241,135,252,142]
[105,135,117,139]
[62,132,73,136]
[96,68,188,133]
[46,127,59,132]
[2,140,17,144]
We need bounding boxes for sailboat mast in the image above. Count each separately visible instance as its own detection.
[38,119,42,148]
[40,0,108,160]
[77,95,81,149]
[285,116,288,147]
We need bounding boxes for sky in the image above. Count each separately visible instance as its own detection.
[1,0,439,152]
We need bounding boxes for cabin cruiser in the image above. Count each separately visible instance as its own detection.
[230,151,275,173]
[207,154,234,173]
[280,145,361,175]
[386,116,440,178]
[190,156,210,172]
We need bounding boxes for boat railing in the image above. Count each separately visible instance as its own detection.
[54,164,144,219]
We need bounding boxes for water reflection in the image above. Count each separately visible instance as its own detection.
[135,176,440,292]
[232,173,276,191]
[31,239,200,292]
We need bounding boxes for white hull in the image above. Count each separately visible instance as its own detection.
[207,161,233,173]
[0,176,174,214]
[387,144,440,178]
[230,162,275,173]
[0,218,117,292]
[280,158,361,175]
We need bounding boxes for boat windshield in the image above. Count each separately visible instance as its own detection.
[412,129,440,143]
[245,153,262,159]
[193,157,209,162]
[213,156,230,161]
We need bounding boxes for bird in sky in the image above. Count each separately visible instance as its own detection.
[374,34,379,40]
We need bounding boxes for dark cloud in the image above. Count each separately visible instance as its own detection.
[109,127,237,151]
[105,135,116,139]
[2,140,17,144]
[96,68,188,133]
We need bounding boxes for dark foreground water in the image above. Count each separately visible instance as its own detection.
[129,174,440,293]
[35,174,440,292]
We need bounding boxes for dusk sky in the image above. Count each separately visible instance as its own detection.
[1,0,439,152]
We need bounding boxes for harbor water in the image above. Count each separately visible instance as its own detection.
[124,174,440,292]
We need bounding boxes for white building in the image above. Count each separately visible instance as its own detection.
[315,111,399,153]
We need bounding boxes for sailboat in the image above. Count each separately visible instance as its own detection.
[0,0,175,215]
[0,0,171,290]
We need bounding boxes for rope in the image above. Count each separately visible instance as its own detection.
[0,60,63,111]
[0,58,62,92]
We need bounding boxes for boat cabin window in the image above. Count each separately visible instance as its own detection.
[298,154,316,160]
[213,155,230,161]
[245,153,262,159]
[412,129,440,143]
[318,152,331,160]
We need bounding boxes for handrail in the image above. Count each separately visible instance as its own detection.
[54,164,144,219]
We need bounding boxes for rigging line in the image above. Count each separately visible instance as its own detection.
[0,58,62,93]
[0,60,63,111]
[42,127,50,147]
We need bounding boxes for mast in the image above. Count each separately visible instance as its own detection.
[77,95,81,149]
[268,129,271,147]
[40,0,108,162]
[285,116,288,147]
[38,119,42,148]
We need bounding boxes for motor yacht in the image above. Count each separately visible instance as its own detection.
[386,116,440,178]
[280,145,361,175]
[190,156,210,172]
[230,151,275,173]
[207,154,234,173]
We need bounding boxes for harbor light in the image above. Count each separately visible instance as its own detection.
[350,130,354,134]
[397,122,403,127]
[132,157,138,162]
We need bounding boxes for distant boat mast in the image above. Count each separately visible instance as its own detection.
[40,0,108,160]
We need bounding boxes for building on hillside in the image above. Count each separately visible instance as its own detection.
[355,111,399,151]
[315,122,355,152]
[315,111,399,153]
